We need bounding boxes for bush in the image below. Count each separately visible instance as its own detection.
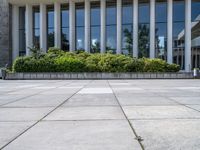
[55,56,85,72]
[12,48,181,73]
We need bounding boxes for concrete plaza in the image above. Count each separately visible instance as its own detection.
[0,79,200,150]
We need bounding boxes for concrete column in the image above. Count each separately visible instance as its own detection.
[69,1,75,51]
[133,0,138,58]
[185,0,191,72]
[40,3,47,52]
[85,0,90,52]
[54,2,61,48]
[167,0,173,64]
[150,0,155,58]
[12,5,19,61]
[116,0,122,54]
[101,0,106,53]
[25,4,33,56]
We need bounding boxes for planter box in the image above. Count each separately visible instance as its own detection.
[4,72,194,80]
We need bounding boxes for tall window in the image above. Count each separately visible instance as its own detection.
[191,0,200,68]
[33,6,40,48]
[173,0,185,70]
[19,7,26,56]
[106,0,117,53]
[155,0,167,60]
[75,3,85,50]
[90,1,101,53]
[138,0,150,58]
[47,5,54,50]
[122,0,133,55]
[61,4,69,51]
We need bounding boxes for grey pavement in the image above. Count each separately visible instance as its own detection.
[0,80,200,150]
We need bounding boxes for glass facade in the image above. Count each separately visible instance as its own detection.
[122,0,133,55]
[106,0,117,53]
[33,6,40,49]
[173,0,185,70]
[19,7,26,56]
[90,1,101,53]
[75,3,85,51]
[47,5,54,49]
[61,4,69,51]
[155,0,167,60]
[138,0,150,58]
[191,0,200,68]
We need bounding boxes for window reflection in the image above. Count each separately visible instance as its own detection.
[122,0,133,55]
[106,0,116,53]
[19,7,26,56]
[138,0,150,58]
[61,4,69,51]
[91,2,101,53]
[173,0,185,70]
[191,0,200,68]
[33,6,40,49]
[47,5,54,50]
[76,3,85,50]
[155,0,167,60]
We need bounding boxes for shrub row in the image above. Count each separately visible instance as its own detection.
[13,49,180,73]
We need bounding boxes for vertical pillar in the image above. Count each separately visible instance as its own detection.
[12,5,19,61]
[133,0,138,58]
[85,0,90,52]
[40,3,47,52]
[69,1,75,51]
[25,4,33,56]
[185,0,191,72]
[54,2,61,48]
[150,0,155,58]
[116,0,122,54]
[101,0,106,53]
[167,0,173,64]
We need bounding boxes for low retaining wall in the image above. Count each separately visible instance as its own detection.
[4,72,194,80]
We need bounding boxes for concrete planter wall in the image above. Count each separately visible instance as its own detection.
[4,72,194,80]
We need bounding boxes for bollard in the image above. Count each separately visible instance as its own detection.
[193,68,199,79]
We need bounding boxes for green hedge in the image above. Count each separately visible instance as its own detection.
[12,49,180,73]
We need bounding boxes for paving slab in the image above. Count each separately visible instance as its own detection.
[116,96,178,106]
[122,106,200,119]
[44,106,125,120]
[0,122,34,149]
[186,105,200,111]
[78,88,113,94]
[170,97,200,105]
[3,94,72,107]
[0,107,53,121]
[3,121,142,150]
[63,93,118,106]
[131,119,200,150]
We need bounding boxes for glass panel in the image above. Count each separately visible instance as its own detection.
[191,0,200,68]
[106,25,116,52]
[76,3,84,50]
[19,7,26,56]
[106,0,116,53]
[76,27,85,50]
[47,5,54,49]
[122,0,133,55]
[33,6,40,48]
[91,2,100,53]
[138,0,150,58]
[155,0,167,60]
[61,4,69,51]
[91,26,100,53]
[173,0,185,70]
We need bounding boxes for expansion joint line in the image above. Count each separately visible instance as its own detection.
[107,80,145,150]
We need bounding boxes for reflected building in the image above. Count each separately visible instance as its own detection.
[0,0,200,71]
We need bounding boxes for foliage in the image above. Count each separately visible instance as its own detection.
[12,47,181,73]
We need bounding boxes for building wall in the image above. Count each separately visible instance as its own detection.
[0,0,11,67]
